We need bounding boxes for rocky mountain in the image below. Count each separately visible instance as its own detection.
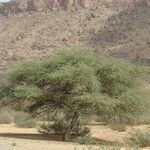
[0,0,150,82]
[89,3,150,64]
[0,0,149,15]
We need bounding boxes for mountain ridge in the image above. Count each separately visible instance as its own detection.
[0,0,150,15]
[0,0,150,83]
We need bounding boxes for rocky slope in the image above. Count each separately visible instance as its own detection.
[0,4,115,70]
[0,0,150,82]
[0,0,149,15]
[89,4,150,64]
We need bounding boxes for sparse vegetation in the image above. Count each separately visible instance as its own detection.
[108,121,126,132]
[14,111,36,128]
[0,108,14,124]
[75,145,140,150]
[39,122,67,134]
[87,146,122,150]
[0,107,35,128]
[125,129,150,147]
[39,122,90,136]
[76,136,96,145]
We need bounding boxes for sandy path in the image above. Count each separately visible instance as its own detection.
[89,124,150,143]
[89,125,125,143]
[0,124,37,134]
[0,124,86,150]
[0,124,149,143]
[0,124,150,150]
[0,138,86,150]
[0,137,150,150]
[0,144,10,150]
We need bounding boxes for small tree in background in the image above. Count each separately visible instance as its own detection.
[8,48,140,141]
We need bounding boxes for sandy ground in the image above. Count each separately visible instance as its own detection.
[0,138,87,150]
[0,124,87,150]
[0,124,150,150]
[0,138,150,150]
[0,123,37,134]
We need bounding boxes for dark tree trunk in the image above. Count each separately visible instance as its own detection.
[64,110,79,141]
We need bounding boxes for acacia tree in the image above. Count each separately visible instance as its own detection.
[9,49,138,141]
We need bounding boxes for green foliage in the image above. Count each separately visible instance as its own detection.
[96,57,137,97]
[76,136,96,145]
[0,85,12,99]
[96,89,146,126]
[14,111,36,128]
[8,48,142,140]
[14,84,42,99]
[39,121,90,136]
[125,129,150,147]
[9,49,137,101]
[109,121,126,132]
[9,60,50,86]
[0,107,35,127]
[137,84,150,124]
[79,127,91,136]
[0,108,14,124]
[39,122,66,134]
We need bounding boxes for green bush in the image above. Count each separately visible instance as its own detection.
[96,89,146,126]
[14,111,36,128]
[125,129,150,147]
[38,123,53,134]
[87,145,122,150]
[39,122,66,134]
[8,48,146,140]
[109,121,126,132]
[76,136,96,145]
[0,108,36,127]
[75,145,139,150]
[0,85,12,99]
[0,108,14,124]
[78,127,91,136]
[39,121,90,136]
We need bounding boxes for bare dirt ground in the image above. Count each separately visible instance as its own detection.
[89,124,150,144]
[0,124,86,150]
[0,123,150,150]
[0,138,87,150]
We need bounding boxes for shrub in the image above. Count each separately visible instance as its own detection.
[125,129,150,147]
[77,127,91,136]
[76,136,96,145]
[39,121,90,136]
[87,145,122,150]
[75,145,139,150]
[96,89,146,126]
[0,85,12,99]
[14,111,36,128]
[38,122,66,134]
[0,108,36,127]
[38,123,53,134]
[8,48,143,141]
[0,108,14,124]
[109,121,126,132]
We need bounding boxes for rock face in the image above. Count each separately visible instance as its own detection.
[0,0,90,15]
[0,0,149,15]
[0,0,149,83]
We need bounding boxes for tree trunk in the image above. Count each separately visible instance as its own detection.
[64,110,79,141]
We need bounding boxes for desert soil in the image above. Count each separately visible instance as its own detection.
[0,123,150,150]
[0,138,87,150]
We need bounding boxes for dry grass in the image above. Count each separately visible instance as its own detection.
[125,129,150,147]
